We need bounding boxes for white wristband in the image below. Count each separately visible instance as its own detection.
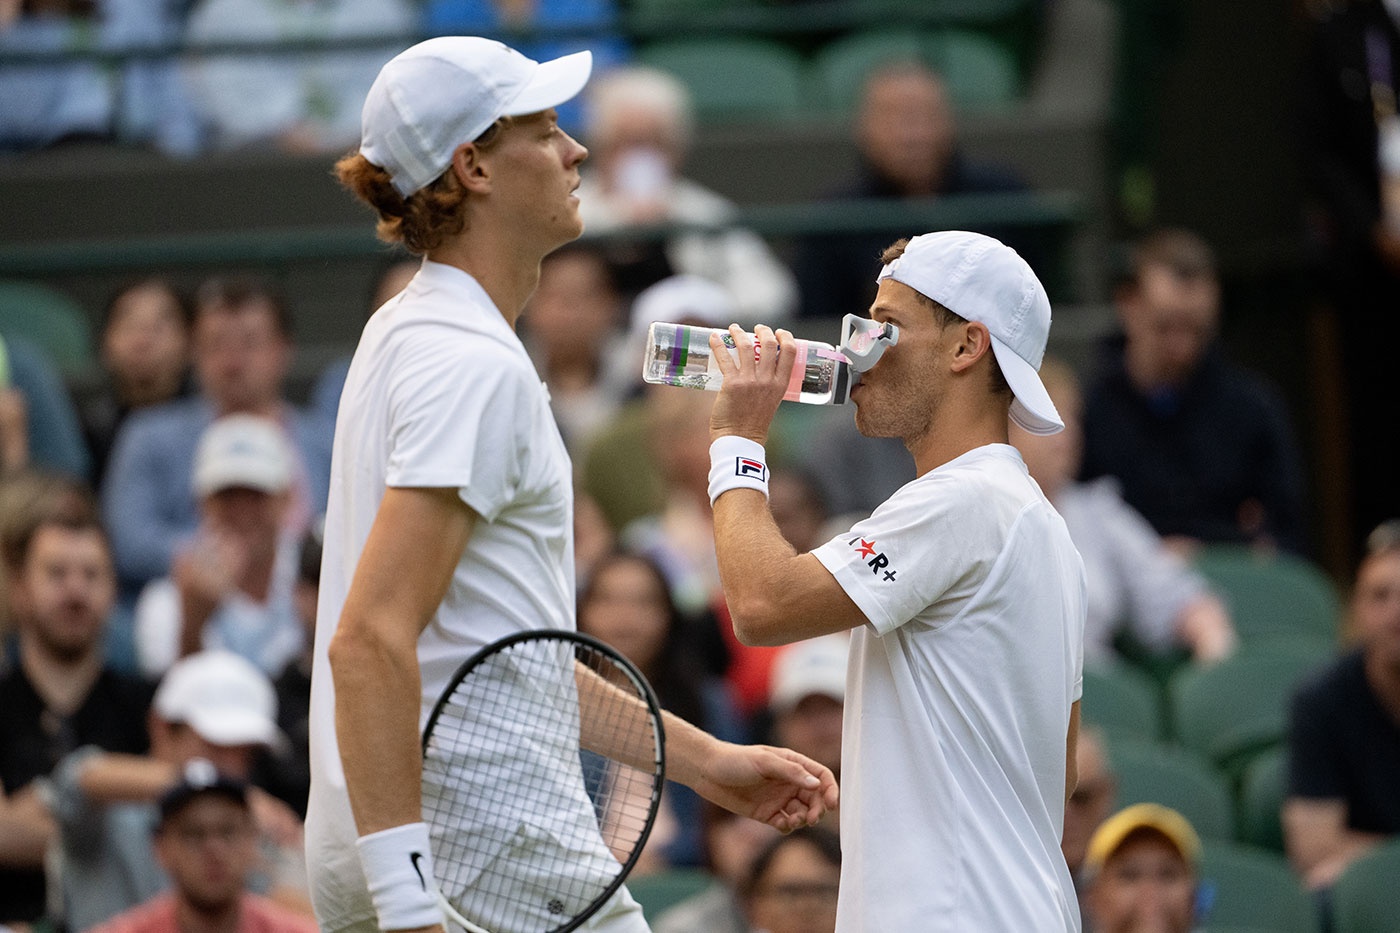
[356,822,444,931]
[708,436,769,507]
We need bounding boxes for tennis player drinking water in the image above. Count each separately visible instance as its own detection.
[707,232,1087,930]
[304,37,837,933]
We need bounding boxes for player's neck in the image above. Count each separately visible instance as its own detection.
[908,399,1010,477]
[429,223,553,329]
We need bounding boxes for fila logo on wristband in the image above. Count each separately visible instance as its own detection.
[736,457,767,481]
[709,436,770,506]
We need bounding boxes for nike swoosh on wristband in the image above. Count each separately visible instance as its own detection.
[410,851,427,891]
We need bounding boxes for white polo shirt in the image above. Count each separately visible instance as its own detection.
[812,443,1086,932]
[305,261,610,930]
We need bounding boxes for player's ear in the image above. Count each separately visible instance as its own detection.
[950,321,994,373]
[451,142,492,194]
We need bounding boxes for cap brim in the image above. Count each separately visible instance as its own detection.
[502,50,593,118]
[991,336,1063,436]
[188,709,285,751]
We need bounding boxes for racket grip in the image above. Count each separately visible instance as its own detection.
[356,822,446,930]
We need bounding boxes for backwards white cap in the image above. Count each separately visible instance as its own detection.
[360,37,593,197]
[877,231,1063,435]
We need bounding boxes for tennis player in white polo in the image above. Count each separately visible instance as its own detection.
[305,37,838,933]
[706,232,1087,930]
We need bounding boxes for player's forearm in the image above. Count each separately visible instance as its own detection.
[574,661,659,771]
[659,711,724,791]
[713,489,808,645]
[331,615,426,835]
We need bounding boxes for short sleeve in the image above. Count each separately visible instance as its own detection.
[811,477,985,635]
[385,335,537,523]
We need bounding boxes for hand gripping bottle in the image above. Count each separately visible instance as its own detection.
[641,316,898,406]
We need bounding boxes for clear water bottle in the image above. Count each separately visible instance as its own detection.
[642,322,853,405]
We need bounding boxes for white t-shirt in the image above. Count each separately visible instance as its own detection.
[305,261,622,931]
[1056,477,1208,663]
[131,533,303,679]
[812,444,1086,932]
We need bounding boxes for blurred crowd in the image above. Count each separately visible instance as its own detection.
[3,2,1400,932]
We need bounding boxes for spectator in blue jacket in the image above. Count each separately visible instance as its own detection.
[101,276,332,600]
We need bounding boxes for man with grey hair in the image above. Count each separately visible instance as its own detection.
[576,66,797,323]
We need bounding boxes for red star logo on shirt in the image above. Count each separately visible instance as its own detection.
[855,539,877,559]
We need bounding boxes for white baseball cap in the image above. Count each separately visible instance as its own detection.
[630,274,737,336]
[877,231,1063,435]
[770,634,850,714]
[153,651,282,748]
[192,414,293,498]
[360,37,593,197]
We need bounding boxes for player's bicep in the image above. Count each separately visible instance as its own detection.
[731,553,868,647]
[338,486,476,646]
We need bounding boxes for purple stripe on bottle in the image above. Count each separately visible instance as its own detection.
[672,324,689,371]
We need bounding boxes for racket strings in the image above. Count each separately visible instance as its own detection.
[422,637,662,933]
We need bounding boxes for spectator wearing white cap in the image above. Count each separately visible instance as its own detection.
[706,231,1086,930]
[316,36,835,933]
[102,276,334,599]
[131,414,305,680]
[582,274,740,536]
[35,650,305,930]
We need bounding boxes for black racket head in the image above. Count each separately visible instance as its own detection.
[421,629,665,933]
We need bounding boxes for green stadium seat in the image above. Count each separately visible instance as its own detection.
[812,28,1021,115]
[1197,840,1319,933]
[1109,740,1235,842]
[925,29,1021,112]
[1330,838,1400,933]
[0,280,95,377]
[1237,745,1286,854]
[637,38,807,124]
[1081,661,1164,742]
[1193,545,1341,643]
[1169,647,1330,774]
[811,29,929,114]
[626,868,717,921]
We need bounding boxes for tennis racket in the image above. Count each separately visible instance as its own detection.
[421,630,666,933]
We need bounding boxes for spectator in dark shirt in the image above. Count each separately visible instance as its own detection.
[792,59,1029,322]
[1285,519,1400,891]
[0,499,152,924]
[1078,228,1307,554]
